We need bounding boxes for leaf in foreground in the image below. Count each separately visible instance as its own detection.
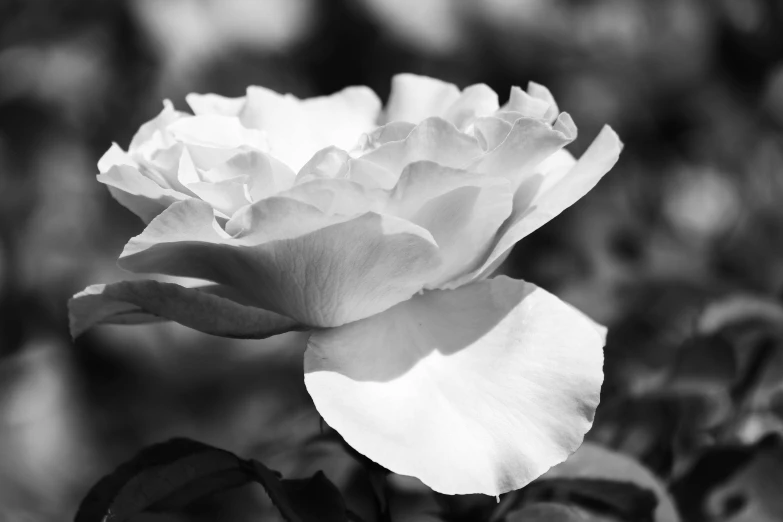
[74,437,349,522]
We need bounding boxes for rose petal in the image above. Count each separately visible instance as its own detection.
[167,114,267,150]
[119,199,442,327]
[69,280,300,339]
[97,165,190,223]
[186,92,246,117]
[385,73,461,124]
[129,99,186,153]
[97,143,137,173]
[294,145,398,191]
[301,86,382,147]
[296,147,351,183]
[240,85,381,171]
[443,83,500,130]
[527,81,560,123]
[502,86,552,120]
[469,125,622,281]
[387,161,513,286]
[472,116,513,152]
[355,121,417,155]
[205,149,295,202]
[470,113,576,189]
[360,117,483,177]
[278,178,385,216]
[305,276,605,495]
[185,177,251,218]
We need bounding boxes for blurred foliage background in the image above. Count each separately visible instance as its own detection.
[2,0,783,520]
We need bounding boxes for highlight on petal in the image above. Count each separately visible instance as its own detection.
[468,125,622,282]
[69,280,300,339]
[119,199,442,327]
[385,73,461,124]
[305,276,605,496]
[240,85,382,171]
[97,165,190,223]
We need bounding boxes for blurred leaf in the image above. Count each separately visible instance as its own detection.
[669,444,757,522]
[505,502,595,522]
[520,479,657,522]
[540,442,680,522]
[74,437,349,522]
[667,335,737,391]
[705,437,783,522]
[698,295,783,336]
[249,461,349,522]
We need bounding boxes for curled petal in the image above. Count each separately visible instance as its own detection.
[388,161,513,286]
[185,177,250,218]
[502,86,552,120]
[305,276,605,495]
[129,99,186,153]
[167,115,267,150]
[443,83,500,130]
[278,178,385,216]
[97,165,189,223]
[69,280,300,339]
[453,126,621,288]
[470,113,576,189]
[361,117,483,177]
[209,149,295,202]
[97,143,137,173]
[295,146,398,190]
[296,146,352,183]
[526,81,560,123]
[472,116,512,152]
[385,73,461,124]
[119,199,442,327]
[185,92,245,117]
[356,121,417,154]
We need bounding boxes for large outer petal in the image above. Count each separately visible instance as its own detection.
[69,280,300,339]
[118,199,442,327]
[305,276,605,495]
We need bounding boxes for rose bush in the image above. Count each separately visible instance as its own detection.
[70,74,622,495]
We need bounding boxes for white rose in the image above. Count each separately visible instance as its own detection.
[71,73,622,496]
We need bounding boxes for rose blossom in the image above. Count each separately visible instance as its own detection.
[70,73,622,495]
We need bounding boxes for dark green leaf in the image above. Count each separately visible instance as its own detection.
[522,479,657,522]
[541,442,680,522]
[249,460,348,522]
[505,502,594,522]
[75,438,249,522]
[74,438,349,522]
